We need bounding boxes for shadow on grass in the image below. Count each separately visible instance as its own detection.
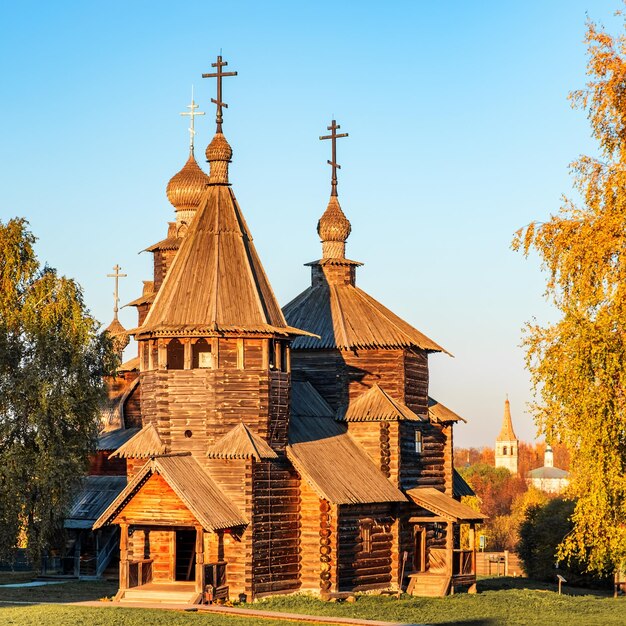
[477,576,611,597]
[0,579,118,605]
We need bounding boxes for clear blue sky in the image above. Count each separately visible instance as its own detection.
[0,1,620,447]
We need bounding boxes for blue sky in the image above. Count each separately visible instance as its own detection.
[0,1,620,446]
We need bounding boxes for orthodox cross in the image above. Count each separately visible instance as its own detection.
[202,55,237,133]
[320,120,348,197]
[180,86,205,151]
[107,264,127,320]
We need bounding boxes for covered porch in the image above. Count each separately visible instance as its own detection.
[405,487,486,597]
[93,454,247,604]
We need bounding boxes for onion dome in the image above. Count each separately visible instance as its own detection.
[206,133,233,184]
[105,317,130,357]
[318,196,351,259]
[166,151,210,225]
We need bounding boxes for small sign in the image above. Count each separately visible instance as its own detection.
[198,352,212,368]
[479,535,486,551]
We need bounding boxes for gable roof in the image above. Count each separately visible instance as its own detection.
[206,422,278,460]
[453,469,475,498]
[428,397,467,424]
[109,423,167,459]
[287,382,406,505]
[137,185,308,338]
[283,281,449,352]
[406,487,485,522]
[340,384,425,422]
[93,454,247,531]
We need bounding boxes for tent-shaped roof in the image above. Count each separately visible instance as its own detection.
[283,281,449,352]
[287,382,406,505]
[497,398,517,442]
[406,487,485,522]
[206,422,278,460]
[93,454,247,531]
[110,423,167,459]
[453,469,475,498]
[340,384,425,422]
[137,183,309,338]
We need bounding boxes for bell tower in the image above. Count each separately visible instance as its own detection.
[495,396,519,474]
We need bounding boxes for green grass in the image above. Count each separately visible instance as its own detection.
[0,579,118,603]
[249,578,624,625]
[0,605,330,626]
[0,577,623,625]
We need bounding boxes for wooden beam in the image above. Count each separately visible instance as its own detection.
[237,339,244,370]
[409,516,448,523]
[120,522,129,591]
[195,526,205,594]
[183,339,192,370]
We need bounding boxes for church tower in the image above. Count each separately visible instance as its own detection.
[495,397,519,474]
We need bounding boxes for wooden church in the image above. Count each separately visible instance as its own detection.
[92,57,483,603]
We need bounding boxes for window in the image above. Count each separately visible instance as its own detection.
[415,430,423,454]
[167,339,184,370]
[193,339,212,369]
[359,519,374,554]
[503,446,508,455]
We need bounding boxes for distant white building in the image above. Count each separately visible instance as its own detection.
[527,445,569,494]
[495,397,519,475]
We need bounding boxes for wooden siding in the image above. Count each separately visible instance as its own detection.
[129,528,173,581]
[115,473,197,526]
[403,349,429,416]
[299,479,322,591]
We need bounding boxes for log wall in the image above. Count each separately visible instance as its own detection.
[129,528,173,581]
[299,479,322,591]
[336,504,394,592]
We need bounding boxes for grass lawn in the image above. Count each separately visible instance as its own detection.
[251,577,625,626]
[0,577,622,625]
[0,605,330,626]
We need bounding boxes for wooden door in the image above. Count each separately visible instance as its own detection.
[413,526,427,572]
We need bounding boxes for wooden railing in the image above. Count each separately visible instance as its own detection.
[127,559,153,588]
[428,548,448,574]
[452,550,474,576]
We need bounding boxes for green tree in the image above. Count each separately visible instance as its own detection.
[0,218,115,561]
[513,16,626,575]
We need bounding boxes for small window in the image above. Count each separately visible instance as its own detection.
[268,340,276,370]
[193,339,212,369]
[184,430,193,438]
[503,446,508,455]
[415,430,423,454]
[167,338,184,370]
[359,519,374,554]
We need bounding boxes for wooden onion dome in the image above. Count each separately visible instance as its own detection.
[105,316,130,359]
[318,196,351,259]
[166,151,210,226]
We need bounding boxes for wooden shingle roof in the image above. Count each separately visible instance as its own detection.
[93,454,247,531]
[497,398,517,441]
[206,422,278,460]
[340,384,425,422]
[65,476,126,529]
[428,397,467,424]
[406,487,485,522]
[138,184,309,338]
[287,382,406,505]
[283,281,449,352]
[110,423,167,459]
[97,427,141,451]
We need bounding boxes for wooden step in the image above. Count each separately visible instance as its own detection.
[121,589,198,604]
[406,573,451,597]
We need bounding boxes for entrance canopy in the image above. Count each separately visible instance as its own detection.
[93,453,247,531]
[406,487,485,523]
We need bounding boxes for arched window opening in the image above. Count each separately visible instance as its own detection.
[503,446,508,455]
[193,339,212,369]
[167,339,184,370]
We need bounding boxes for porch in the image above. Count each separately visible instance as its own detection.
[405,487,486,597]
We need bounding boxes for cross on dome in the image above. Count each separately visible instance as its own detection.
[180,86,205,152]
[320,119,348,197]
[202,55,238,133]
[107,264,127,320]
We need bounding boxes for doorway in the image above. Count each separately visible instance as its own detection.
[413,526,427,572]
[175,530,196,581]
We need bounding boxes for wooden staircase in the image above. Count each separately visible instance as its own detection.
[406,572,451,597]
[118,582,200,605]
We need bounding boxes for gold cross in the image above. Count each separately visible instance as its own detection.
[320,120,349,197]
[106,264,127,320]
[202,55,238,133]
[180,86,205,151]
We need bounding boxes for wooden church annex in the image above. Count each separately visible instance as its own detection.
[92,56,484,604]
